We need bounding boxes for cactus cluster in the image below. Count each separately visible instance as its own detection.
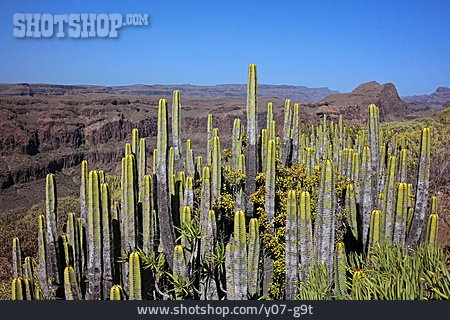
[10,64,442,300]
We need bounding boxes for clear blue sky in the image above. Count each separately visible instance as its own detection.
[0,0,448,96]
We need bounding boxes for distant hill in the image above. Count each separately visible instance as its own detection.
[319,81,409,121]
[402,87,450,109]
[0,83,338,103]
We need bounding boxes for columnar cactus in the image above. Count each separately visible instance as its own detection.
[245,64,258,218]
[185,139,195,178]
[392,182,408,246]
[368,210,382,249]
[281,99,292,165]
[45,173,61,298]
[110,285,124,300]
[266,102,273,130]
[247,218,260,297]
[407,128,431,248]
[334,241,347,298]
[314,159,336,278]
[11,278,24,300]
[172,90,183,172]
[80,160,89,227]
[368,104,380,198]
[425,196,438,246]
[142,175,156,254]
[123,154,137,251]
[382,155,396,242]
[225,240,235,300]
[129,252,142,300]
[87,170,102,299]
[265,139,276,228]
[345,184,358,240]
[232,118,242,171]
[234,211,247,300]
[64,266,81,300]
[12,237,22,278]
[138,137,147,196]
[212,136,221,202]
[291,103,300,164]
[285,190,298,299]
[156,99,176,265]
[101,183,114,295]
[359,146,373,249]
[298,191,313,281]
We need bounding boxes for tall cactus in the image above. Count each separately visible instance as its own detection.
[265,139,276,228]
[425,196,438,246]
[232,118,242,171]
[333,241,347,298]
[285,190,298,299]
[368,104,380,198]
[234,211,247,300]
[172,90,183,172]
[291,103,300,164]
[64,266,81,300]
[298,191,313,281]
[382,155,396,242]
[12,237,22,278]
[212,136,222,202]
[142,175,155,254]
[345,184,358,240]
[129,252,142,300]
[245,64,258,218]
[407,128,431,248]
[368,210,382,249]
[138,137,147,196]
[45,173,61,298]
[247,218,260,297]
[87,170,102,299]
[392,182,408,246]
[281,99,292,165]
[156,99,175,265]
[101,183,113,296]
[80,160,89,227]
[314,159,336,278]
[359,146,373,249]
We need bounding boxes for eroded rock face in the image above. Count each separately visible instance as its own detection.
[320,81,411,121]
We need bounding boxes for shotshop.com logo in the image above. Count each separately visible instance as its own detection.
[13,13,149,38]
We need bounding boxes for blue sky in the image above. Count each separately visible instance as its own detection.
[0,0,448,96]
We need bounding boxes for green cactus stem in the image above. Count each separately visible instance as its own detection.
[245,64,258,218]
[156,99,176,266]
[285,190,298,299]
[172,90,183,172]
[234,211,247,300]
[12,237,22,278]
[407,128,431,248]
[129,252,142,300]
[247,218,259,298]
[110,285,124,300]
[298,191,313,282]
[64,266,81,300]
